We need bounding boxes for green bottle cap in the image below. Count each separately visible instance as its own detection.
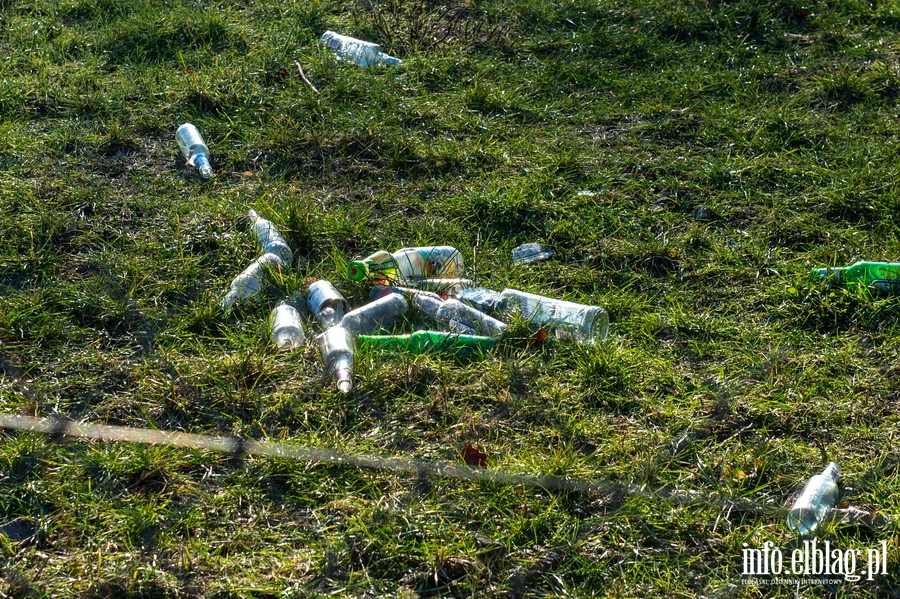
[348,260,368,281]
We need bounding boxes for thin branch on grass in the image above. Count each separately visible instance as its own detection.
[295,60,319,94]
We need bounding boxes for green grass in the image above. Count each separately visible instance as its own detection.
[2,0,900,596]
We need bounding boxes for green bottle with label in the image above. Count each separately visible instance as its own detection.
[357,330,495,355]
[812,261,900,292]
[347,246,463,283]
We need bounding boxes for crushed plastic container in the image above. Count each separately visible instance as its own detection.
[511,243,553,265]
[270,301,306,351]
[175,123,213,179]
[220,253,284,311]
[317,325,354,393]
[248,209,292,265]
[495,289,608,344]
[813,261,900,292]
[786,463,841,535]
[348,246,464,284]
[339,293,408,336]
[307,280,350,329]
[319,31,402,67]
[358,330,496,355]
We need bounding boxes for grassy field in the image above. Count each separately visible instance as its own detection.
[2,0,900,596]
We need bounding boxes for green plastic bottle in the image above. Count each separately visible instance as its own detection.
[812,261,900,292]
[357,330,495,355]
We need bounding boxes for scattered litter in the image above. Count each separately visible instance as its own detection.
[347,246,464,284]
[319,31,402,67]
[220,253,284,311]
[511,243,553,265]
[577,190,599,197]
[457,287,502,313]
[410,292,507,337]
[812,261,900,293]
[358,330,496,355]
[270,300,306,351]
[339,293,408,336]
[693,205,716,222]
[317,326,355,394]
[175,123,213,179]
[248,209,292,265]
[462,444,488,468]
[786,462,840,535]
[495,288,609,344]
[307,280,350,329]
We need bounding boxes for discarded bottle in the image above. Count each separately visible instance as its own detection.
[348,246,464,284]
[358,330,496,355]
[317,326,354,394]
[220,253,284,311]
[319,31,402,67]
[786,463,841,535]
[248,209,292,266]
[175,123,213,179]
[511,243,553,265]
[407,293,505,336]
[307,280,350,329]
[457,287,502,313]
[340,293,409,336]
[813,261,900,293]
[495,289,608,344]
[270,301,306,351]
[403,278,473,297]
[372,284,444,302]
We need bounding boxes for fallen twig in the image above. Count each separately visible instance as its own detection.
[295,60,319,94]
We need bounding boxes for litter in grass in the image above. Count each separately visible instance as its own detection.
[175,123,213,179]
[248,209,292,265]
[812,261,900,293]
[347,246,464,284]
[359,331,496,355]
[511,242,553,265]
[220,253,285,311]
[339,293,408,335]
[307,280,350,329]
[786,462,841,535]
[319,31,402,67]
[270,300,306,351]
[317,325,355,394]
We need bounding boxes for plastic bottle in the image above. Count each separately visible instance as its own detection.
[511,243,553,265]
[408,293,473,334]
[457,287,502,313]
[307,280,350,329]
[317,326,354,393]
[786,463,841,535]
[220,253,284,310]
[175,123,213,179]
[358,330,496,355]
[319,31,402,67]
[403,278,473,297]
[813,261,900,292]
[347,246,464,284]
[495,289,608,344]
[340,293,409,336]
[248,209,292,266]
[270,301,306,351]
